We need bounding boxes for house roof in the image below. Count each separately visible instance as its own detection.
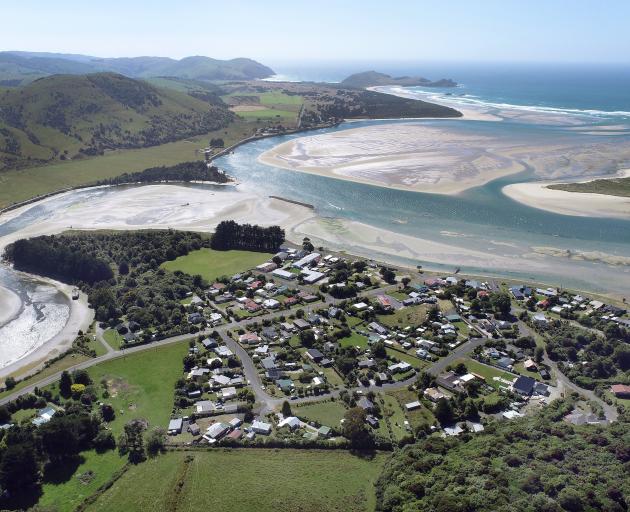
[513,375,536,395]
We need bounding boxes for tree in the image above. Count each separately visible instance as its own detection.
[59,370,72,398]
[453,362,467,375]
[4,376,16,390]
[118,260,130,275]
[71,383,86,398]
[146,427,167,457]
[490,292,512,316]
[342,407,373,448]
[434,398,455,425]
[401,277,411,288]
[281,401,292,417]
[0,444,40,495]
[40,418,79,460]
[534,346,544,364]
[119,420,146,464]
[100,404,116,422]
[93,430,116,452]
[372,341,387,359]
[72,369,92,386]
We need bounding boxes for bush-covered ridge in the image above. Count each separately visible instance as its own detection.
[375,399,629,512]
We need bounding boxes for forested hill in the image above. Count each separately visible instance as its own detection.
[376,399,629,512]
[0,73,234,170]
[341,71,457,88]
[0,52,274,86]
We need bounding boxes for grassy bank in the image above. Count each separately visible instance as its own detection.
[548,176,630,197]
[86,449,386,512]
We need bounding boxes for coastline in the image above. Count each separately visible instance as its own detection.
[502,169,630,219]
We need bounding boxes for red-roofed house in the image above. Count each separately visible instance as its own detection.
[611,384,630,398]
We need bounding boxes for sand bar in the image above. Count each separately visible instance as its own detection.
[503,170,630,219]
[259,123,525,195]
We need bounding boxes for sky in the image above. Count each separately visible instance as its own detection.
[2,0,630,64]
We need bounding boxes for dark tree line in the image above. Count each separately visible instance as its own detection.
[211,220,285,253]
[94,161,230,186]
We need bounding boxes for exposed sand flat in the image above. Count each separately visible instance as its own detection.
[259,123,526,195]
[503,171,630,219]
[0,286,21,327]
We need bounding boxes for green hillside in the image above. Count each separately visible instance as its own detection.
[0,72,234,170]
[0,52,275,86]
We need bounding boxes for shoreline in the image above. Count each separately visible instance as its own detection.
[0,276,94,380]
[502,169,630,219]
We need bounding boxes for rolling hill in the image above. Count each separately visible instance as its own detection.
[0,72,235,169]
[0,52,275,86]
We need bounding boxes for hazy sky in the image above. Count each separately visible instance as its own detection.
[3,0,629,64]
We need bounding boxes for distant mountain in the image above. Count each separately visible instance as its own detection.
[0,72,234,169]
[0,52,275,86]
[340,71,457,88]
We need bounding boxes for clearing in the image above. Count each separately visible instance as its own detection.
[161,247,273,282]
[86,449,386,512]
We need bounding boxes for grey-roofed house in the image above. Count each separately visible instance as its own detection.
[168,417,183,435]
[512,375,536,396]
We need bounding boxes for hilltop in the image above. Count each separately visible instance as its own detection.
[341,70,457,88]
[0,51,275,86]
[0,72,234,169]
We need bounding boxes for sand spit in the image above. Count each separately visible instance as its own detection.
[502,170,630,219]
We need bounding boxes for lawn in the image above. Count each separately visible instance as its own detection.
[235,108,297,120]
[88,342,187,435]
[258,91,304,106]
[386,389,435,431]
[161,247,273,282]
[295,399,347,427]
[87,450,386,512]
[339,332,369,349]
[378,304,428,328]
[102,329,124,350]
[385,348,425,370]
[458,358,516,389]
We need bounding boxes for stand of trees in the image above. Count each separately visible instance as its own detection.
[211,220,285,253]
[376,400,630,512]
[94,161,231,186]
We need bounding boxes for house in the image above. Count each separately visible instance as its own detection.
[293,319,311,331]
[523,359,538,371]
[209,313,223,326]
[272,268,296,280]
[611,384,630,398]
[276,379,294,393]
[214,346,233,358]
[512,375,536,396]
[239,332,261,345]
[278,416,301,430]
[368,322,388,336]
[227,429,243,440]
[280,322,295,333]
[205,422,230,441]
[201,338,218,350]
[188,423,201,436]
[497,356,515,370]
[195,400,217,415]
[244,299,262,313]
[306,348,324,362]
[424,387,446,402]
[229,417,242,428]
[301,269,325,284]
[293,252,321,269]
[357,397,375,412]
[261,357,277,370]
[251,420,272,435]
[220,386,237,400]
[188,367,210,380]
[388,362,412,374]
[32,406,57,427]
[168,417,183,435]
[539,368,550,380]
[263,298,281,309]
[318,425,332,438]
[358,359,376,369]
[188,312,204,324]
[353,302,368,311]
[256,262,277,273]
[365,415,379,428]
[405,401,422,411]
[376,295,393,310]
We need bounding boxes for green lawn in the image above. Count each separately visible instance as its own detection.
[258,91,304,106]
[235,108,298,120]
[39,449,125,512]
[378,304,428,328]
[87,450,386,512]
[339,332,368,349]
[85,342,187,436]
[385,348,424,370]
[161,248,273,282]
[458,358,516,389]
[386,389,435,431]
[102,329,124,350]
[296,400,347,427]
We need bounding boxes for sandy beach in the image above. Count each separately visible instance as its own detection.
[0,286,21,327]
[259,123,526,195]
[502,170,630,219]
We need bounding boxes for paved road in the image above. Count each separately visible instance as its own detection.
[0,284,401,409]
